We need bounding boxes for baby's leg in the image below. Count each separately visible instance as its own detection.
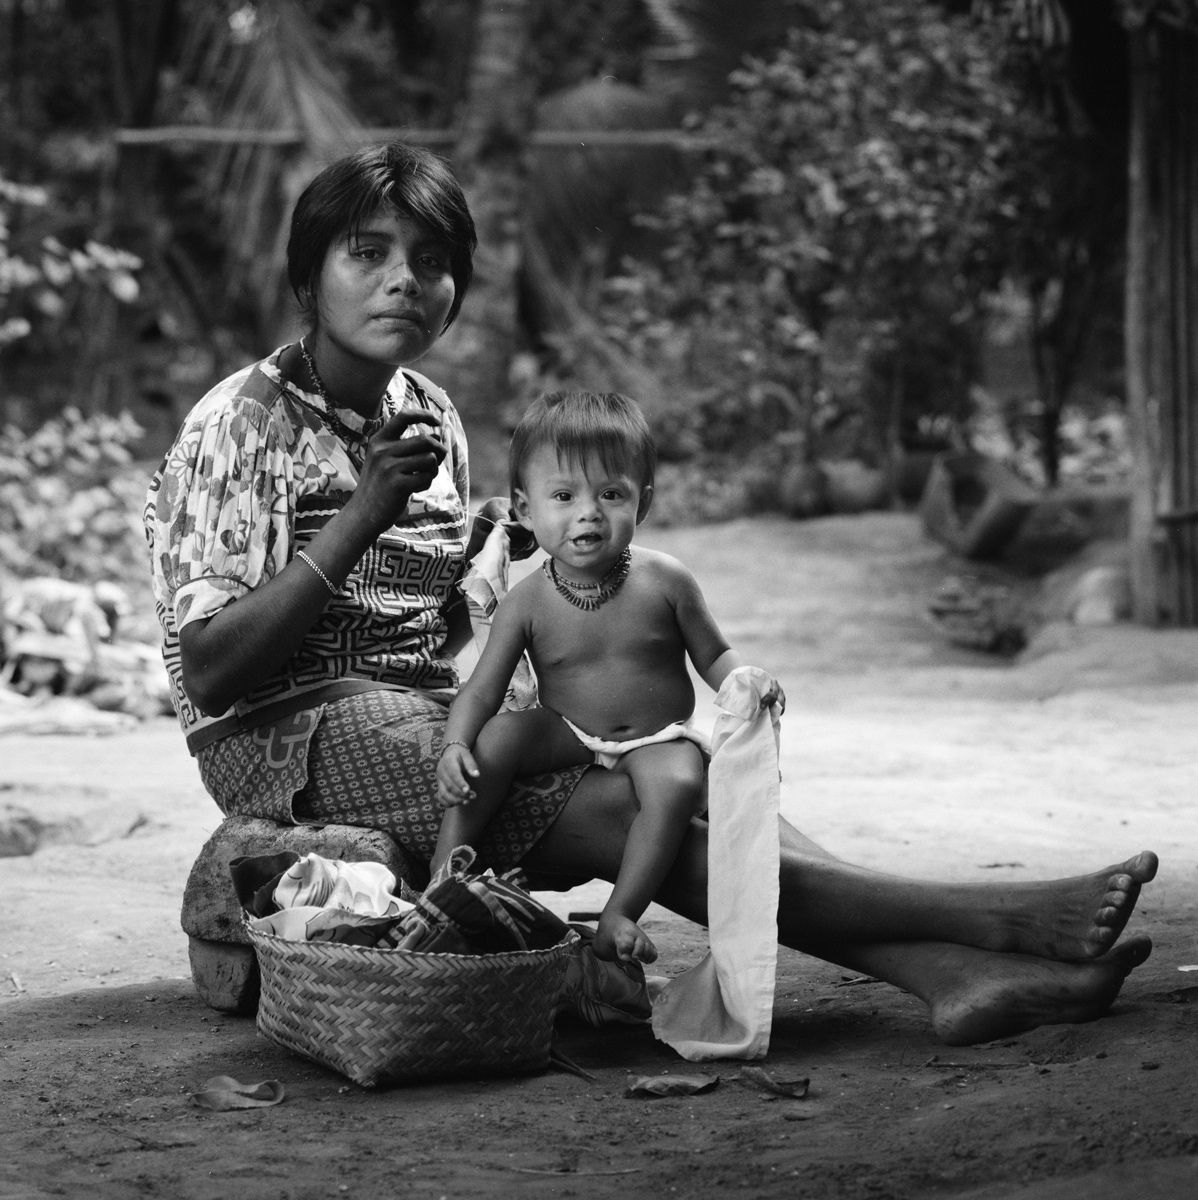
[431,709,592,873]
[595,740,706,963]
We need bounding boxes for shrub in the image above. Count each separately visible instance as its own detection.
[0,407,148,595]
[596,0,1048,466]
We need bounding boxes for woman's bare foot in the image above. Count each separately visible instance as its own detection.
[985,851,1158,962]
[595,912,658,964]
[930,934,1153,1046]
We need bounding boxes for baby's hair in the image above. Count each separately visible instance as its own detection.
[510,391,657,494]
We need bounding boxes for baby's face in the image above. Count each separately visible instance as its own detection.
[514,446,651,581]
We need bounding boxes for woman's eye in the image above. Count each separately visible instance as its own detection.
[418,252,447,271]
[351,244,382,261]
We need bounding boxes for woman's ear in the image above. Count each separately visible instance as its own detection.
[636,484,655,525]
[512,489,535,530]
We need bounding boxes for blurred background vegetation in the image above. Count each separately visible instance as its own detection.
[0,0,1136,590]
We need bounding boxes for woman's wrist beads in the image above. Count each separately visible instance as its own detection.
[296,549,340,597]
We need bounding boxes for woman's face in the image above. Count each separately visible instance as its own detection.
[314,207,456,369]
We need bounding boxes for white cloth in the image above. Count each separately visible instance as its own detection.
[456,518,538,711]
[650,666,782,1060]
[271,852,407,918]
[249,853,415,942]
[561,714,710,770]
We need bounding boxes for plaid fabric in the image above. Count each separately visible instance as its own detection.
[201,689,584,875]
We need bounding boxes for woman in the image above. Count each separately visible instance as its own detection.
[146,142,1157,1046]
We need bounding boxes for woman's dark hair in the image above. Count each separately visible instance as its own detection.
[509,391,657,494]
[286,141,477,329]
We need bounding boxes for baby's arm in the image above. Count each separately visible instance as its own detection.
[437,585,533,804]
[670,559,786,709]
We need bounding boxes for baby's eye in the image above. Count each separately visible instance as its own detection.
[601,488,626,501]
[551,490,572,502]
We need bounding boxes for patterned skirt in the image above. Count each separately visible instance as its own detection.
[197,689,586,874]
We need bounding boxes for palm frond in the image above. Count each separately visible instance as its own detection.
[175,0,368,335]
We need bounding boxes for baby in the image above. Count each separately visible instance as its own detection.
[435,391,783,962]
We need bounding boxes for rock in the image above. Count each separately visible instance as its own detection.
[0,807,41,857]
[181,816,428,1015]
[1036,537,1132,626]
[1071,566,1132,626]
[821,460,889,514]
[186,938,260,1015]
[927,575,1027,656]
[778,463,828,518]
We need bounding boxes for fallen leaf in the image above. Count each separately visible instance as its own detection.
[734,1066,810,1099]
[188,1075,286,1111]
[834,975,880,988]
[625,1073,719,1098]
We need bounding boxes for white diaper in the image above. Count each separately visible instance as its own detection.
[561,715,710,770]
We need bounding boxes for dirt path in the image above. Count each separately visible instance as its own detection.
[2,513,1197,1200]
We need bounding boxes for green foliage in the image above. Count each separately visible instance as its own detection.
[0,0,116,142]
[529,0,656,94]
[0,170,144,436]
[0,172,142,349]
[971,401,1131,490]
[596,0,1053,462]
[0,407,148,586]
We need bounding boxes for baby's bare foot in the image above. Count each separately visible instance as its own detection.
[595,914,658,964]
[931,934,1152,1045]
[989,851,1158,962]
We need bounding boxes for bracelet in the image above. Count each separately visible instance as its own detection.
[296,549,339,597]
[441,739,471,756]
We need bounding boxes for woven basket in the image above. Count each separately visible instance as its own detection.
[247,923,577,1087]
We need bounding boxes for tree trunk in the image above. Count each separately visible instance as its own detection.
[85,0,180,417]
[1029,294,1063,489]
[420,0,537,477]
[1124,27,1161,624]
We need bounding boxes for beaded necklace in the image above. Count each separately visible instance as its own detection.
[297,339,394,460]
[543,547,632,611]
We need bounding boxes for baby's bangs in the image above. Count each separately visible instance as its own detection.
[555,430,648,484]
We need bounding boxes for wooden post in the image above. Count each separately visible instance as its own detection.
[1126,21,1198,627]
[1124,25,1160,624]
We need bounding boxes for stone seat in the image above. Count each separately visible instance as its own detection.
[180,815,427,1015]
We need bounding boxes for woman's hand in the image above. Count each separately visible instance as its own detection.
[469,496,538,562]
[352,409,447,532]
[436,743,479,808]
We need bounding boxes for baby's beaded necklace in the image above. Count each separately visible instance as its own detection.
[543,547,632,611]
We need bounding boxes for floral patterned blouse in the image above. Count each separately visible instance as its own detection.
[144,346,469,753]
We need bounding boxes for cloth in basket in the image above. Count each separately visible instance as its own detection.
[232,845,571,953]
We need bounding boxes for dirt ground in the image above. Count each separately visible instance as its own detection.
[2,512,1197,1200]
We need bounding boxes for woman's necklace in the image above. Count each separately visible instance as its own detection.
[543,547,632,611]
[297,339,392,456]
